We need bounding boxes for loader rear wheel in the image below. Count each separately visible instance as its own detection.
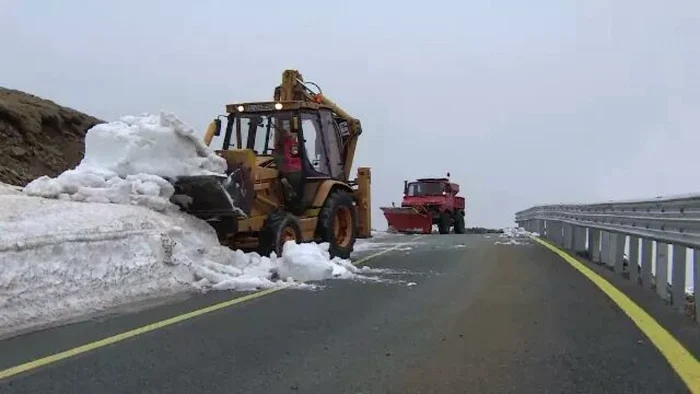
[438,211,451,234]
[318,190,357,259]
[454,211,465,234]
[260,211,302,257]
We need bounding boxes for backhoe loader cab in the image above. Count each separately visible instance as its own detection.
[170,70,371,259]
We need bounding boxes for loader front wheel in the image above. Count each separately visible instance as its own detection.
[260,211,302,257]
[318,190,357,259]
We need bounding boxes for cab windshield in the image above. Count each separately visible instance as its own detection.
[406,182,445,196]
[235,113,291,155]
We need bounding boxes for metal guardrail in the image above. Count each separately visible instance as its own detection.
[515,194,700,323]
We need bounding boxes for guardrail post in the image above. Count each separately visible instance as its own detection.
[589,229,601,263]
[547,221,556,243]
[546,220,559,244]
[656,242,669,302]
[695,249,699,322]
[563,223,574,250]
[671,245,686,313]
[610,233,625,274]
[573,226,586,254]
[601,231,611,266]
[557,222,564,246]
[629,236,640,284]
[641,239,653,289]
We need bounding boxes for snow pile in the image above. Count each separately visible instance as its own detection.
[0,194,381,337]
[501,227,539,238]
[22,112,227,211]
[494,227,536,245]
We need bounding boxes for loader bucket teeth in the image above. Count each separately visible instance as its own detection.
[380,207,433,234]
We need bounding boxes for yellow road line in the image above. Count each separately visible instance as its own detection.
[531,236,700,393]
[0,236,425,381]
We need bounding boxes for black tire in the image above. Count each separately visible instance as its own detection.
[438,211,451,234]
[317,190,357,259]
[454,211,465,234]
[259,211,302,257]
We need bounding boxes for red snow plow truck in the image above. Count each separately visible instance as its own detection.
[380,176,466,234]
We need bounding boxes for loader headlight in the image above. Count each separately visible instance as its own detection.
[274,102,283,110]
[237,105,245,112]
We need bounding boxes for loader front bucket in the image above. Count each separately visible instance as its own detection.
[170,175,244,221]
[380,207,433,234]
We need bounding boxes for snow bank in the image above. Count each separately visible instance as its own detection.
[0,182,22,196]
[23,112,227,211]
[0,194,380,337]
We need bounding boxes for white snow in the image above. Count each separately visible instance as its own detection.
[0,194,380,337]
[495,239,525,245]
[23,112,227,211]
[494,227,535,245]
[501,227,538,238]
[0,182,22,195]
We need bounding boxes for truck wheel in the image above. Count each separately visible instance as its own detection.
[260,211,302,257]
[454,211,465,234]
[318,190,357,259]
[438,211,451,234]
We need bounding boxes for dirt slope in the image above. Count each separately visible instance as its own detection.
[0,87,103,186]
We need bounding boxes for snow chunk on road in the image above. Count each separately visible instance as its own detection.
[23,112,227,211]
[501,227,539,238]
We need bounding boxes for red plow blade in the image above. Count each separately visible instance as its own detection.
[380,207,433,234]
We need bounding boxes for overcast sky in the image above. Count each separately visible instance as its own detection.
[1,0,698,229]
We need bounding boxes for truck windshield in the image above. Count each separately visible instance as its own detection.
[407,182,444,196]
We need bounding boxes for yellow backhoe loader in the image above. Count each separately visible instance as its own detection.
[170,70,371,259]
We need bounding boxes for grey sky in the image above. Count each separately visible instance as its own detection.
[2,0,698,229]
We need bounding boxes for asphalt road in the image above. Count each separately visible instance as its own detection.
[1,233,698,393]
